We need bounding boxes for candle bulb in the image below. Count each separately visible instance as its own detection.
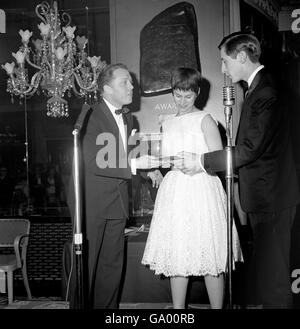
[55,47,67,60]
[76,35,88,51]
[12,51,26,64]
[88,56,101,68]
[63,26,76,39]
[38,23,50,36]
[2,62,15,75]
[19,29,33,43]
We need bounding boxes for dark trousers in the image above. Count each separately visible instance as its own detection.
[87,218,126,309]
[245,206,296,308]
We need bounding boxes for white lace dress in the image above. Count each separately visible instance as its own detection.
[142,111,243,277]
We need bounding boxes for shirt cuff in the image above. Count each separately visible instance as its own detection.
[131,158,137,175]
[199,154,206,173]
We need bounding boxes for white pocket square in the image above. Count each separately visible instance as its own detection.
[131,129,137,136]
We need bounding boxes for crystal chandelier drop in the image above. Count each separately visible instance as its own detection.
[2,1,107,117]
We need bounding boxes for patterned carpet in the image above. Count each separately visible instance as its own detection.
[0,295,265,309]
[0,295,214,309]
[0,296,69,309]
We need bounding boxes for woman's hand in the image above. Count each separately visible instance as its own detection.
[147,170,163,188]
[135,155,160,169]
[172,151,203,175]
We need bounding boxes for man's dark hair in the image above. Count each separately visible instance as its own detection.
[98,63,129,94]
[171,67,202,94]
[218,32,261,63]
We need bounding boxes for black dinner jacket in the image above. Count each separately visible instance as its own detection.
[204,68,300,212]
[68,98,134,222]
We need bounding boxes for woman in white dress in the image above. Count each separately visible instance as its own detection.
[141,67,242,309]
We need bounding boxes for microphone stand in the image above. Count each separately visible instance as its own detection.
[71,103,91,309]
[224,87,234,310]
[72,127,84,309]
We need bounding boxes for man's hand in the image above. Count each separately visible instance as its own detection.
[135,155,160,169]
[147,170,163,188]
[172,151,204,175]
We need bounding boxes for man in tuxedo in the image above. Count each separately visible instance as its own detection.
[69,63,159,309]
[174,33,300,308]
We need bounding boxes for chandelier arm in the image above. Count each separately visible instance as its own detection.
[73,72,98,92]
[24,86,39,97]
[9,71,41,97]
[30,71,42,89]
[61,12,71,27]
[53,2,58,33]
[21,46,43,70]
[71,84,84,97]
[42,53,52,72]
[25,55,42,71]
[49,32,57,80]
[35,2,50,24]
[10,77,35,95]
[82,84,98,92]
[38,59,52,76]
[74,63,83,71]
[53,2,62,40]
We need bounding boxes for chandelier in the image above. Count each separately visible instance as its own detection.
[2,1,107,117]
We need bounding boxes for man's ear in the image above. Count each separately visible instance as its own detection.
[237,50,247,64]
[103,84,112,95]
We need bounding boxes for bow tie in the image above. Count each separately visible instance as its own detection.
[115,107,129,115]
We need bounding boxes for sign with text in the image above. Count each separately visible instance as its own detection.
[0,9,5,33]
[291,9,300,33]
[244,0,279,27]
[279,8,300,32]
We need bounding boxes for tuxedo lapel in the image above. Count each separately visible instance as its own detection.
[122,109,132,139]
[236,69,266,142]
[245,68,264,99]
[96,99,120,138]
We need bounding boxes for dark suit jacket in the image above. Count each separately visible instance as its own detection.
[68,99,134,225]
[204,69,300,213]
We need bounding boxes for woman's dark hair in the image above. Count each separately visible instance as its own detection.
[171,67,202,94]
[98,63,128,94]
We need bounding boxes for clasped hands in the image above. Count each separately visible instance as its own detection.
[168,151,204,175]
[135,152,203,177]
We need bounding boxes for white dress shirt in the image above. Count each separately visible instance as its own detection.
[103,98,137,174]
[103,98,126,151]
[247,65,264,88]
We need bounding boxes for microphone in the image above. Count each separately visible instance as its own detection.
[223,86,235,127]
[223,85,235,107]
[74,103,91,131]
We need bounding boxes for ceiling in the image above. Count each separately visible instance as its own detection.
[0,0,109,11]
[1,0,300,11]
[278,0,300,6]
